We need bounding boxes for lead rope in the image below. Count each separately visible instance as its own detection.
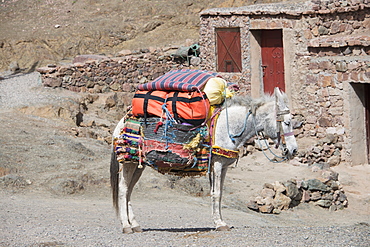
[252,116,287,163]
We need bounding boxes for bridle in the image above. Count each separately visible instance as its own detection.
[223,93,295,163]
[254,105,294,163]
[275,109,295,150]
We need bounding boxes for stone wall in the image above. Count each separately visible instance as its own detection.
[199,0,370,164]
[37,47,200,94]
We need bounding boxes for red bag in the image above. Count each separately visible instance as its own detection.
[132,90,209,126]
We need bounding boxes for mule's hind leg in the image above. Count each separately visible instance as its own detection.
[209,160,230,231]
[126,165,145,233]
[118,162,142,234]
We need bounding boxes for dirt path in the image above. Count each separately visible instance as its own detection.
[0,73,369,246]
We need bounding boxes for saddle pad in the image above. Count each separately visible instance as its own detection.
[137,69,221,92]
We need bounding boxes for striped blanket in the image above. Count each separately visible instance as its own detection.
[137,69,221,92]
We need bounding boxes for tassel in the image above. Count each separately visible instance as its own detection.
[154,121,163,134]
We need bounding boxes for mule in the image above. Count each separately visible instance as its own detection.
[110,87,298,233]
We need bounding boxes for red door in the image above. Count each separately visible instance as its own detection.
[216,28,242,73]
[261,30,285,94]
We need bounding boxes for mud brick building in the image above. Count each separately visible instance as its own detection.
[199,0,370,165]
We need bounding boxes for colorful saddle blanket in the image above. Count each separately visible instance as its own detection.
[114,114,210,176]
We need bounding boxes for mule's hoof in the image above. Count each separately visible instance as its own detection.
[132,226,143,233]
[216,225,231,231]
[122,227,134,234]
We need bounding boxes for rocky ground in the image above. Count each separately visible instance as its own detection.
[0,72,369,246]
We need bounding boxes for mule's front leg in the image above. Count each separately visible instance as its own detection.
[210,161,230,231]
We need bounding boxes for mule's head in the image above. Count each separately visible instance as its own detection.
[273,87,298,159]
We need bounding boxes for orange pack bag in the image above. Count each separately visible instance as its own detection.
[132,90,210,126]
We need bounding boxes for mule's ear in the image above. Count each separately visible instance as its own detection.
[275,87,288,111]
[274,87,282,98]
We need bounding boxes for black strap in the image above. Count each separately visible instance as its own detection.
[172,91,179,121]
[143,91,154,125]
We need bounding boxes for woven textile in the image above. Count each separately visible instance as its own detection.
[114,114,210,176]
[137,69,221,92]
[212,146,239,159]
[114,118,142,162]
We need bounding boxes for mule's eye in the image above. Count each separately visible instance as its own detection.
[284,121,291,126]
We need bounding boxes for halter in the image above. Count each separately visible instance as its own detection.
[253,103,294,163]
[275,109,295,149]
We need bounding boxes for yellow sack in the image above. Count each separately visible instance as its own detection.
[202,78,234,105]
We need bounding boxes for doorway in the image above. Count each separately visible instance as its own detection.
[365,84,370,163]
[261,30,285,94]
[350,83,370,164]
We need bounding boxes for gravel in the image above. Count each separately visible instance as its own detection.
[0,72,78,110]
[1,192,369,247]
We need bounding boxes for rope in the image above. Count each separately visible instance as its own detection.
[252,116,287,163]
[224,95,251,142]
[161,103,176,149]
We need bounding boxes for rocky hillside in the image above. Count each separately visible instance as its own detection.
[0,0,292,74]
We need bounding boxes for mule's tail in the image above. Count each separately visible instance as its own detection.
[110,151,119,215]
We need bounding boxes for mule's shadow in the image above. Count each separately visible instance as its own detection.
[142,227,214,233]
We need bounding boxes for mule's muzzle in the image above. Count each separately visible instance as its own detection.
[282,148,298,159]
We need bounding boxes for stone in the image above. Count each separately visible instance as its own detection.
[284,181,300,199]
[337,191,347,202]
[256,196,264,205]
[318,117,332,127]
[9,61,19,72]
[262,197,274,206]
[318,26,329,35]
[246,200,259,211]
[272,208,282,214]
[117,49,132,57]
[321,170,339,181]
[254,139,268,150]
[43,78,62,88]
[263,183,274,189]
[336,61,348,71]
[329,204,338,211]
[37,67,57,73]
[330,21,341,34]
[307,179,330,192]
[273,181,286,193]
[272,192,291,210]
[327,180,340,190]
[327,156,341,166]
[109,83,121,91]
[301,190,311,202]
[261,188,275,199]
[190,56,201,66]
[259,204,274,214]
[310,191,322,201]
[315,199,332,208]
[321,193,334,201]
[322,134,338,144]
